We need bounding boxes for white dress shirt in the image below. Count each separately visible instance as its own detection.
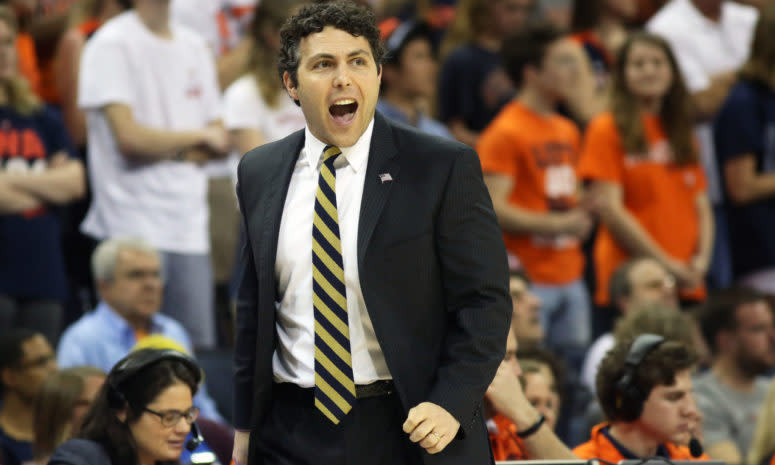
[273,119,392,386]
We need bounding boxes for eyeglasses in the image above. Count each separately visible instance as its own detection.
[143,406,199,427]
[119,269,162,281]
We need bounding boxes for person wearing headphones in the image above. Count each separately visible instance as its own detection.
[47,349,206,465]
[574,334,708,461]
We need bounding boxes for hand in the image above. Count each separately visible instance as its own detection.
[403,402,460,455]
[49,151,70,168]
[554,209,593,239]
[232,430,249,465]
[664,258,701,290]
[200,125,229,157]
[485,361,537,431]
[689,254,710,276]
[180,148,212,166]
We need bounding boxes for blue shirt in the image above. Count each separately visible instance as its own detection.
[57,302,225,424]
[0,425,32,465]
[600,425,670,459]
[0,105,76,300]
[714,79,775,277]
[376,101,453,140]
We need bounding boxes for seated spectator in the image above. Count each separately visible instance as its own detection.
[49,349,204,465]
[581,257,678,393]
[0,4,85,345]
[579,32,713,307]
[509,270,544,350]
[714,2,775,294]
[693,287,775,465]
[521,359,561,432]
[574,335,706,461]
[32,366,106,465]
[480,22,593,372]
[748,378,775,465]
[377,20,451,139]
[486,328,577,461]
[0,329,57,465]
[517,345,566,402]
[437,0,532,146]
[56,238,225,424]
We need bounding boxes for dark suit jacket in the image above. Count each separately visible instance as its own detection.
[233,112,511,465]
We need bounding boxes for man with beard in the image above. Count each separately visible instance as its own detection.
[694,288,775,465]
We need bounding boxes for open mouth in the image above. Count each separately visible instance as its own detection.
[329,99,358,125]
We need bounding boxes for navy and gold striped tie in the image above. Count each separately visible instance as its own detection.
[312,145,356,424]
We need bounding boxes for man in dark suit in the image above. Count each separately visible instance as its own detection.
[231,2,511,464]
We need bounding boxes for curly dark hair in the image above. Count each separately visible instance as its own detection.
[597,339,696,422]
[278,1,386,88]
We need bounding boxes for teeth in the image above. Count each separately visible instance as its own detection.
[334,99,355,105]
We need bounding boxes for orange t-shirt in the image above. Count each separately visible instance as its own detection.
[478,100,584,284]
[16,33,41,97]
[579,112,707,304]
[488,414,529,461]
[574,423,710,462]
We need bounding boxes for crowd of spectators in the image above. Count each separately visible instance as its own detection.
[2,0,775,464]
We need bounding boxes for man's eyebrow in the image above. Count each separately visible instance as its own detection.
[308,50,370,61]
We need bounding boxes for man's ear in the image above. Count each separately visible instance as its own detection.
[0,367,15,390]
[283,71,298,101]
[116,408,127,423]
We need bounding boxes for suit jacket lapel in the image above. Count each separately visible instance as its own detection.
[259,130,305,295]
[358,113,400,269]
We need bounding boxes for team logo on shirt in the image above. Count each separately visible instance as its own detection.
[185,69,203,99]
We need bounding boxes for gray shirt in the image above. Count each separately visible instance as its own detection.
[693,370,769,456]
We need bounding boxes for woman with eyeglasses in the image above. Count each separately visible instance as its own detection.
[48,349,202,465]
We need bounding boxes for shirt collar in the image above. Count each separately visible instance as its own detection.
[302,117,375,173]
[601,425,671,459]
[96,301,163,335]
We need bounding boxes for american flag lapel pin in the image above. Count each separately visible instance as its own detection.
[379,173,393,184]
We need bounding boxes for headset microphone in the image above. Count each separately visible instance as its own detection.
[186,422,204,452]
[689,436,704,458]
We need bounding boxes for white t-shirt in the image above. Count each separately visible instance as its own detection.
[647,0,758,204]
[222,74,306,183]
[580,332,615,394]
[78,11,222,254]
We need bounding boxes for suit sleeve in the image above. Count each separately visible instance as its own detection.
[232,163,260,430]
[428,146,512,434]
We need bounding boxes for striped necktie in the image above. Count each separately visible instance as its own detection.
[312,145,356,424]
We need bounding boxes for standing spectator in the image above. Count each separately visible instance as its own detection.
[647,0,758,290]
[223,0,306,167]
[32,366,106,465]
[53,0,128,149]
[0,329,57,465]
[0,4,84,344]
[581,257,678,394]
[78,0,229,349]
[171,0,257,91]
[57,238,225,423]
[377,20,451,139]
[479,23,592,371]
[580,32,714,307]
[693,288,775,465]
[567,0,638,122]
[437,0,532,146]
[714,2,775,294]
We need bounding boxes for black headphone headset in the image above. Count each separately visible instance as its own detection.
[614,333,665,422]
[107,349,204,452]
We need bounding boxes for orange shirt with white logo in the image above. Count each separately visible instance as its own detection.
[579,112,707,304]
[478,101,584,284]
